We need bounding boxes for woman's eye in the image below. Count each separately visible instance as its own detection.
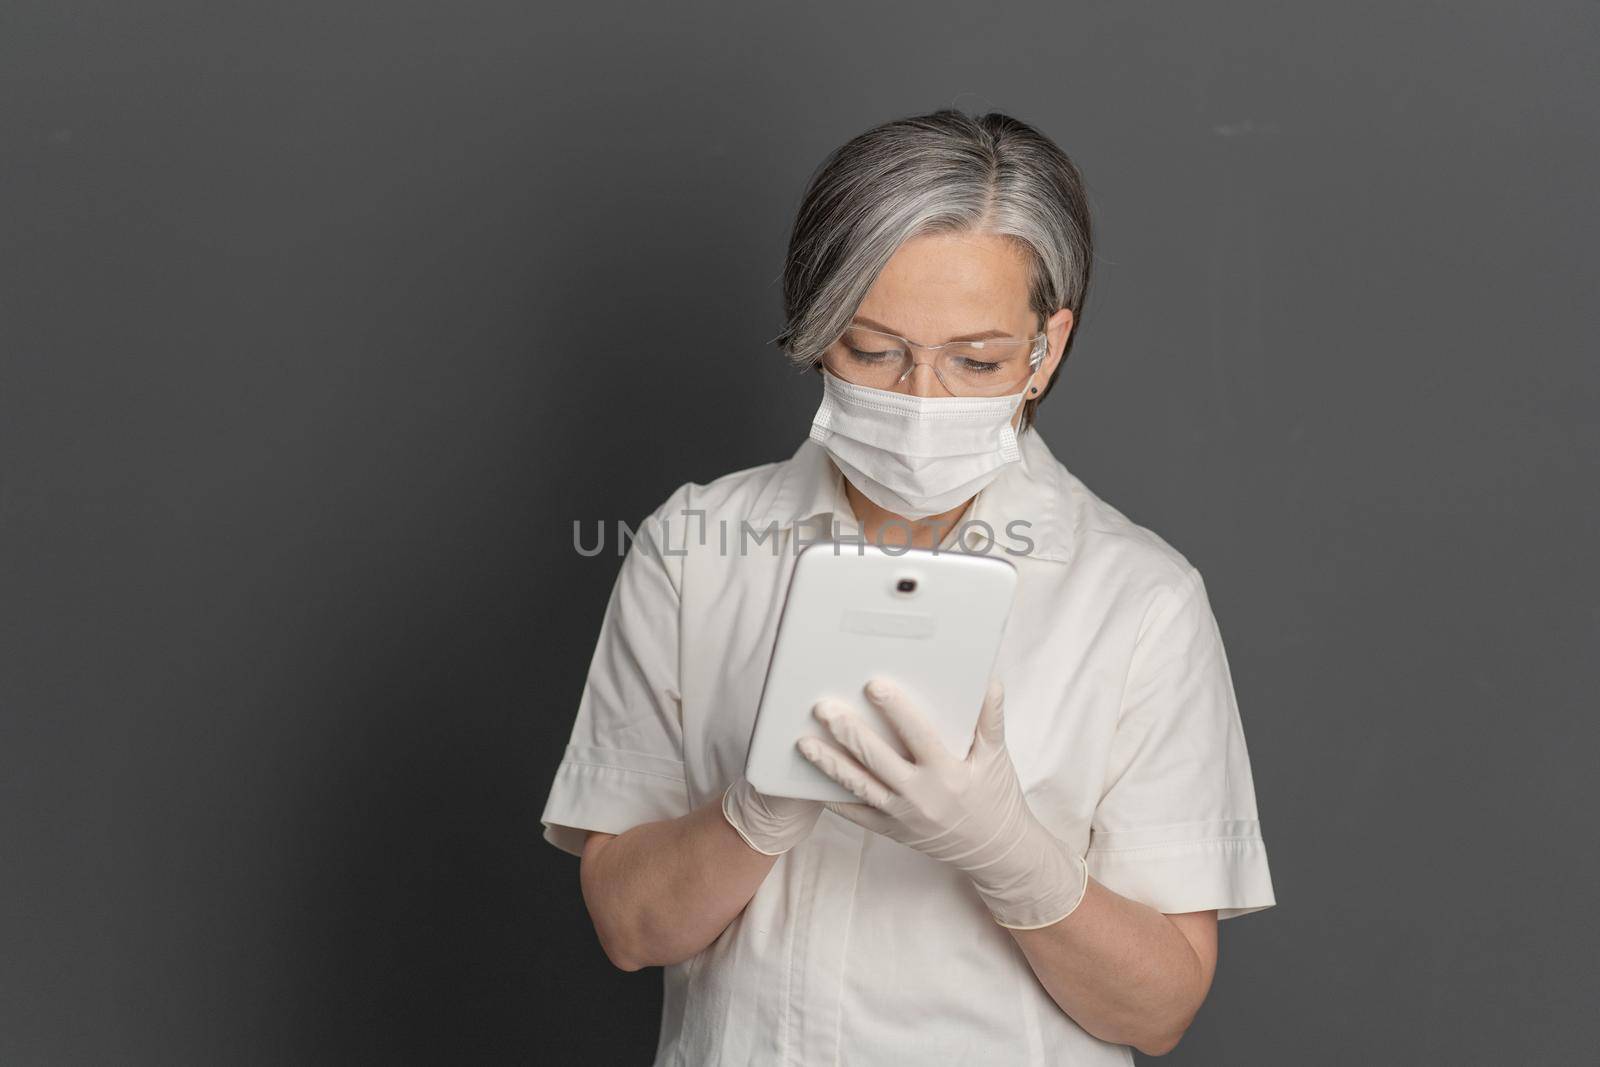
[954,357,1001,373]
[847,347,897,364]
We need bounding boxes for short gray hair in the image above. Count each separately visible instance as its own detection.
[772,108,1093,428]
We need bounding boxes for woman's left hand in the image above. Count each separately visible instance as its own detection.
[797,677,1089,929]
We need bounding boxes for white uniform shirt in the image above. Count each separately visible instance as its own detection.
[542,427,1276,1066]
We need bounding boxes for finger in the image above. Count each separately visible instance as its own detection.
[797,735,893,808]
[972,678,1007,756]
[824,800,897,837]
[864,679,949,765]
[813,700,913,789]
[760,790,826,820]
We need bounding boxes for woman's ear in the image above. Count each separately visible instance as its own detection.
[1031,308,1075,395]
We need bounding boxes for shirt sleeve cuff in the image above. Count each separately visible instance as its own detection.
[1084,819,1277,920]
[540,745,690,856]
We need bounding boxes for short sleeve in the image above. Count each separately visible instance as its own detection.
[1085,567,1277,920]
[539,488,695,856]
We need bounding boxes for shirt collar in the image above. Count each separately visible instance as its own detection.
[748,427,1081,566]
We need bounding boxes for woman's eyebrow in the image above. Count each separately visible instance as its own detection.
[850,316,1014,342]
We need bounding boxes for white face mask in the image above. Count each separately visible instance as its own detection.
[808,369,1030,521]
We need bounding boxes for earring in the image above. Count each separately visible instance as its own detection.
[1029,386,1039,395]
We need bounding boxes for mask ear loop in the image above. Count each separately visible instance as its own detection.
[1011,334,1049,422]
[809,363,842,444]
[995,336,1048,460]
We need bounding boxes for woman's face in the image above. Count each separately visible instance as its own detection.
[840,230,1075,415]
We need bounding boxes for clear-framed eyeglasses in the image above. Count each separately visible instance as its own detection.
[820,323,1048,398]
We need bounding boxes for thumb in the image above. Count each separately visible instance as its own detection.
[776,795,828,818]
[973,678,1007,755]
[825,800,896,837]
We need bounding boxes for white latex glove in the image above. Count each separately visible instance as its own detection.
[798,677,1088,929]
[721,774,826,856]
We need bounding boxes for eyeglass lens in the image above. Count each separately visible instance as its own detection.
[824,326,1040,397]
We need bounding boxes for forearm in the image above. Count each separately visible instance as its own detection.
[579,796,777,970]
[1007,876,1211,1055]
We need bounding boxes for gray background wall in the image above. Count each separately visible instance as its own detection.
[3,2,1596,1063]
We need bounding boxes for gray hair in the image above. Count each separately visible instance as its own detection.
[772,108,1093,428]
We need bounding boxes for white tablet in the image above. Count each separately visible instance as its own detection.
[744,543,1018,803]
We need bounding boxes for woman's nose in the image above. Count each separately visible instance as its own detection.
[901,361,953,398]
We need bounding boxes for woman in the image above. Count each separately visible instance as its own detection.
[541,108,1276,1064]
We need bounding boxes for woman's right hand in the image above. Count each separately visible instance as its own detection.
[583,783,815,970]
[720,775,825,855]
